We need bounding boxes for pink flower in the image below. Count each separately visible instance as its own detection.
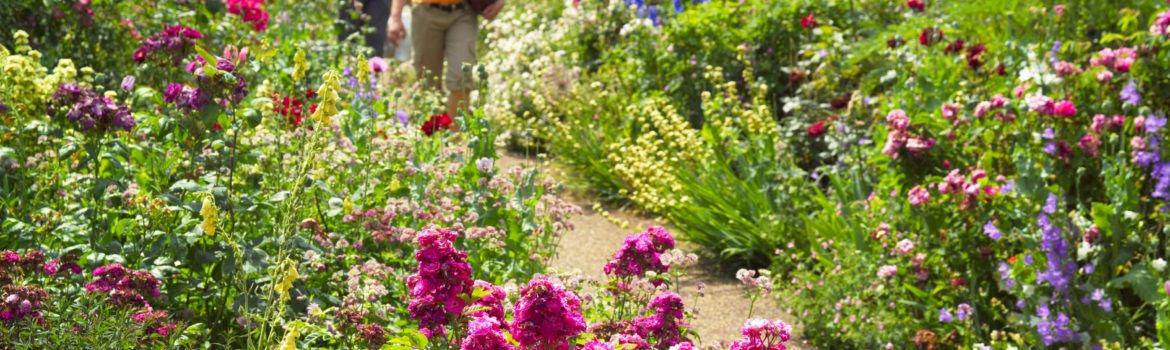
[990,94,1008,108]
[1054,4,1064,17]
[368,56,387,73]
[1053,61,1077,76]
[974,101,992,117]
[941,103,960,122]
[407,228,473,338]
[604,227,675,282]
[1096,70,1113,82]
[1054,100,1077,117]
[510,277,587,349]
[877,265,898,279]
[895,239,915,255]
[905,137,935,156]
[462,316,515,350]
[1025,95,1055,115]
[731,319,791,350]
[1014,82,1032,98]
[1091,114,1107,134]
[886,109,910,130]
[1079,133,1101,157]
[908,185,930,206]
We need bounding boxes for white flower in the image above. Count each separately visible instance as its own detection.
[1153,258,1167,272]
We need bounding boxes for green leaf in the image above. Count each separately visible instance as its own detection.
[1109,263,1162,303]
[200,103,221,128]
[194,45,218,67]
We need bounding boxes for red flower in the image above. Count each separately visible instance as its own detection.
[305,89,317,98]
[807,120,829,136]
[907,0,925,12]
[800,13,817,29]
[421,114,454,136]
[944,38,964,55]
[965,43,988,70]
[919,27,943,46]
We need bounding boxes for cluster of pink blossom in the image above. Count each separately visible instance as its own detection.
[85,263,162,308]
[1025,95,1077,118]
[0,285,47,322]
[406,228,473,338]
[131,305,177,343]
[603,227,676,279]
[881,109,935,158]
[462,316,515,350]
[876,265,898,279]
[226,0,271,31]
[736,269,774,295]
[355,323,388,348]
[1089,47,1137,74]
[729,319,792,350]
[930,168,1003,210]
[1052,60,1079,77]
[972,94,1013,122]
[509,277,587,349]
[635,292,692,349]
[468,280,508,322]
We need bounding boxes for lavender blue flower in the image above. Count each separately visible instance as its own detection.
[1120,80,1141,106]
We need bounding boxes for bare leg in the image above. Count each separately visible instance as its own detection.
[446,89,468,132]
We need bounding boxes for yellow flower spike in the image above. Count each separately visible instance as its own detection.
[274,258,299,300]
[292,49,307,83]
[200,194,218,237]
[277,323,300,350]
[309,70,342,125]
[343,197,354,215]
[355,54,369,85]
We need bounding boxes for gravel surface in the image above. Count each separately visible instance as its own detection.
[498,152,812,349]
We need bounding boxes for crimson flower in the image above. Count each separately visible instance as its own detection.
[907,0,925,11]
[919,27,943,46]
[944,39,964,55]
[966,43,988,69]
[800,13,817,29]
[421,114,454,136]
[807,120,829,136]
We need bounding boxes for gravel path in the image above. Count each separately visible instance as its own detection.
[498,152,812,349]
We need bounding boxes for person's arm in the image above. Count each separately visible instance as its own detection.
[387,0,409,46]
[482,0,507,20]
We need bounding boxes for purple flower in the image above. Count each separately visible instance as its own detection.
[1147,114,1167,133]
[1120,80,1141,106]
[1042,193,1057,214]
[1041,127,1055,139]
[938,308,953,322]
[121,75,136,92]
[956,303,972,321]
[396,109,410,127]
[983,220,1002,241]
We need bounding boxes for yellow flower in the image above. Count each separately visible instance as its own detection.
[200,195,217,237]
[292,49,307,83]
[343,197,353,215]
[308,70,341,125]
[274,258,299,300]
[277,323,300,350]
[355,54,369,84]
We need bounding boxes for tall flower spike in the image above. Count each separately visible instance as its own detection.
[200,194,217,237]
[292,49,307,83]
[310,70,342,125]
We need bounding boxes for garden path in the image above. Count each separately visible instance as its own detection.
[497,152,811,349]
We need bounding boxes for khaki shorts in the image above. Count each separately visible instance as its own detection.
[411,4,478,91]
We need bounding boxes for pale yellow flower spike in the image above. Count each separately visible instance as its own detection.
[277,323,300,350]
[200,195,217,237]
[309,70,341,125]
[292,49,307,83]
[275,258,299,301]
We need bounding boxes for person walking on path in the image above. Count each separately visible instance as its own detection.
[339,0,393,57]
[386,0,506,130]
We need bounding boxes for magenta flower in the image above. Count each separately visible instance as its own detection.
[468,280,507,322]
[462,316,515,350]
[885,109,910,130]
[730,319,791,350]
[1053,100,1076,117]
[1026,95,1055,115]
[407,228,473,338]
[603,227,676,281]
[582,340,615,350]
[509,277,587,349]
